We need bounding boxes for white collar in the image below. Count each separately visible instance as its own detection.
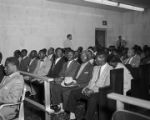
[23,56,27,59]
[9,72,20,78]
[68,60,74,63]
[100,63,107,70]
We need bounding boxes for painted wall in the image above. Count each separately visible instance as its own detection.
[122,10,150,48]
[0,0,123,62]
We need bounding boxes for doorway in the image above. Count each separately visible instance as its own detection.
[95,28,106,50]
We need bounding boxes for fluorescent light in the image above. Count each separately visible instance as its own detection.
[84,0,144,12]
[84,0,118,7]
[119,3,144,12]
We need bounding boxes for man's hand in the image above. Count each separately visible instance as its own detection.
[82,87,88,94]
[82,87,94,96]
[54,77,64,84]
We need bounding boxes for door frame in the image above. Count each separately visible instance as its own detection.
[95,28,107,47]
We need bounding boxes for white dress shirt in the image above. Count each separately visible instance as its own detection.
[55,57,61,65]
[76,62,89,79]
[67,60,73,68]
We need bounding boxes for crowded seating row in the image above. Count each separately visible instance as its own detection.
[0,44,149,120]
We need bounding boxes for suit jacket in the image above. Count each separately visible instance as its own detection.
[125,55,141,68]
[48,54,55,63]
[0,72,24,103]
[47,57,66,78]
[20,56,30,72]
[87,63,113,93]
[0,65,5,83]
[59,60,80,79]
[75,62,93,88]
[0,72,24,120]
[34,57,52,76]
[28,58,38,74]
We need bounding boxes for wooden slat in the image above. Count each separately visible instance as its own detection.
[107,93,150,109]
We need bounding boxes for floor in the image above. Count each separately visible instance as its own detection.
[24,101,89,120]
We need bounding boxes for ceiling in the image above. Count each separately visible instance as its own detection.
[113,0,150,7]
[47,0,150,12]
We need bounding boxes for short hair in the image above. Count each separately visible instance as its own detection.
[67,49,75,54]
[21,49,28,54]
[39,49,46,55]
[41,48,47,55]
[14,50,21,56]
[96,51,108,61]
[109,55,121,63]
[5,57,19,69]
[48,47,54,52]
[55,47,63,53]
[67,34,72,38]
[81,50,89,57]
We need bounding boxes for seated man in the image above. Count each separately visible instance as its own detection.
[50,50,93,112]
[124,48,141,68]
[47,47,55,62]
[50,49,80,112]
[66,52,113,120]
[47,48,66,78]
[20,49,30,72]
[24,50,38,96]
[33,49,52,77]
[0,57,24,120]
[27,50,38,74]
[109,55,133,95]
[30,49,52,103]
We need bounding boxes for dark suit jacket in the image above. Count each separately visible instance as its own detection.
[59,60,80,79]
[20,56,30,72]
[47,57,66,78]
[76,62,93,88]
[28,58,38,73]
[0,65,5,83]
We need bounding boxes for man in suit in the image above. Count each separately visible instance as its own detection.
[0,52,5,83]
[67,52,113,120]
[62,50,94,110]
[124,48,141,68]
[0,57,24,120]
[24,50,38,96]
[47,48,66,78]
[27,50,38,74]
[50,49,80,112]
[20,49,30,72]
[47,47,55,62]
[33,49,52,77]
[30,49,52,103]
[59,49,80,78]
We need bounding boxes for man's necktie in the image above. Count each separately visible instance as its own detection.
[95,66,101,83]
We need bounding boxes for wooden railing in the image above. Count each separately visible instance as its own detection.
[20,71,53,120]
[107,93,150,110]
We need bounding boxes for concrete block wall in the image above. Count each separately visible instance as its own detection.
[0,0,123,61]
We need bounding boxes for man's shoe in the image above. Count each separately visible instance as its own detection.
[51,105,61,112]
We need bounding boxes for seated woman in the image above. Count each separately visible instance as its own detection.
[50,50,93,113]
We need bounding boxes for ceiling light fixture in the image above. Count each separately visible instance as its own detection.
[84,0,118,7]
[119,3,144,12]
[84,0,144,12]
